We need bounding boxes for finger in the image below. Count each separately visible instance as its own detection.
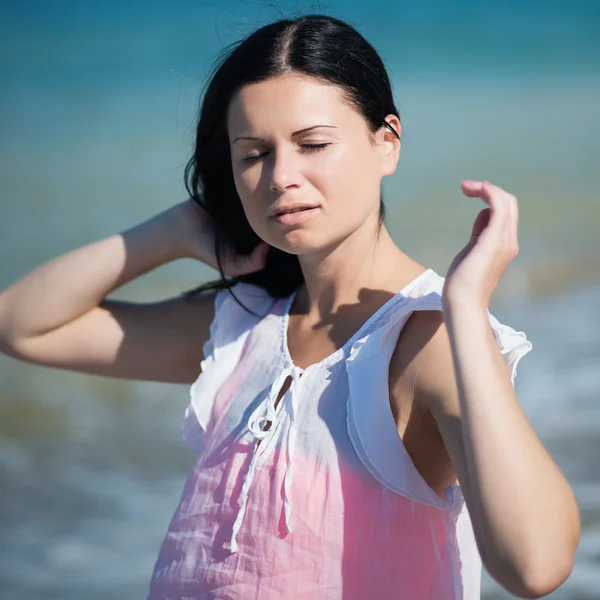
[252,241,270,267]
[463,180,513,225]
[463,181,520,257]
[480,182,519,247]
[461,180,503,206]
[504,193,520,255]
[471,208,492,238]
[463,180,514,205]
[463,184,510,254]
[234,242,270,275]
[461,180,487,201]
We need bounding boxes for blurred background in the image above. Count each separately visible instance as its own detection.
[1,0,599,598]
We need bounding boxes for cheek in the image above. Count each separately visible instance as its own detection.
[321,146,380,212]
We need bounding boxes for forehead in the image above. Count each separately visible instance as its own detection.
[227,75,363,138]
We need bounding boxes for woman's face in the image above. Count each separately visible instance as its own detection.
[227,75,400,254]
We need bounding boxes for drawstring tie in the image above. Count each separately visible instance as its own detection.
[228,365,302,553]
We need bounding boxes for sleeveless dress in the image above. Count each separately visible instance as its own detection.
[148,269,532,599]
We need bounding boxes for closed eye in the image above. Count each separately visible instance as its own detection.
[242,143,331,164]
[299,142,330,153]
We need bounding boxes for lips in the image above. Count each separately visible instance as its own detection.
[270,205,320,225]
[269,204,319,217]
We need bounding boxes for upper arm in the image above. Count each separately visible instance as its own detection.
[389,310,463,495]
[391,309,513,491]
[395,310,466,479]
[5,291,217,384]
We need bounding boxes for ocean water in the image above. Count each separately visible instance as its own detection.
[1,1,599,598]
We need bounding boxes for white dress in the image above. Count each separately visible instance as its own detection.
[148,268,532,599]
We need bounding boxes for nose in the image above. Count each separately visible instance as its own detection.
[269,147,301,193]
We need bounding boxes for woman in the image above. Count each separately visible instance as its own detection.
[0,14,579,600]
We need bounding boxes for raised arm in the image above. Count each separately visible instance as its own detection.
[0,200,268,383]
[419,181,579,597]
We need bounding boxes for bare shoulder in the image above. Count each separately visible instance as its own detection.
[391,309,458,408]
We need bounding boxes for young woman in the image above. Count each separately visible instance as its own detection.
[0,14,580,600]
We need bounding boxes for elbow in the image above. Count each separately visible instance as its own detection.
[0,329,15,357]
[492,552,576,599]
[515,502,582,598]
[0,335,26,360]
[0,300,14,355]
[487,494,581,598]
[0,320,35,361]
[517,557,575,598]
[0,301,27,358]
[0,319,20,358]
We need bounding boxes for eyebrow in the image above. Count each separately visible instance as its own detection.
[232,125,337,144]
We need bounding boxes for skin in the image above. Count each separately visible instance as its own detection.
[0,73,580,598]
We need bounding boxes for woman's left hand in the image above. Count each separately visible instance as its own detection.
[443,180,520,308]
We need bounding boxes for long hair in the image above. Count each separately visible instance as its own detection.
[184,14,401,302]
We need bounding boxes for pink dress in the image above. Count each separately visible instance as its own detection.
[148,269,532,599]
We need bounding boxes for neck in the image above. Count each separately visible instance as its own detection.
[293,216,421,319]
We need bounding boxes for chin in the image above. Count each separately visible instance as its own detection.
[267,228,343,257]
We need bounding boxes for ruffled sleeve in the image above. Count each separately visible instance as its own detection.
[486,312,532,384]
[411,289,533,386]
[345,275,533,508]
[182,282,275,453]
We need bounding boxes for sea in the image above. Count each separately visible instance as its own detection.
[1,1,599,598]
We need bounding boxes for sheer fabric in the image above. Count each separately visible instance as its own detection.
[149,269,532,599]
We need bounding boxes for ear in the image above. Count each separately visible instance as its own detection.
[376,114,401,177]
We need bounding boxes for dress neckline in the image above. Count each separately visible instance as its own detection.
[281,268,434,373]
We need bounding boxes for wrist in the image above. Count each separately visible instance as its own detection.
[120,204,192,266]
[169,199,223,269]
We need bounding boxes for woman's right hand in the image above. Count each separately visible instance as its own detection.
[176,198,270,277]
